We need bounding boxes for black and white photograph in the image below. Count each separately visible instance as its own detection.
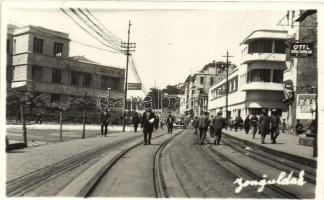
[1,1,323,199]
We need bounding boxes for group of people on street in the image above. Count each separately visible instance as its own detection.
[191,108,284,145]
[192,111,226,145]
[239,109,281,144]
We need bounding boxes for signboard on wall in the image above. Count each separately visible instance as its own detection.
[296,94,316,120]
[290,43,313,57]
[127,83,142,90]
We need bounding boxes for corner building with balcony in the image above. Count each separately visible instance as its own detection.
[208,30,288,119]
[8,25,125,116]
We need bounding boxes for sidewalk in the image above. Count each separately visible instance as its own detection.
[221,129,316,167]
[6,124,135,147]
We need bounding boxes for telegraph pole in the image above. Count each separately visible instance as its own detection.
[222,50,233,129]
[122,20,136,132]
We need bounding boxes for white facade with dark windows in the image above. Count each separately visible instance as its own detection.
[208,30,288,120]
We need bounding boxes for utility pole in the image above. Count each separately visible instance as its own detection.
[222,50,233,129]
[122,20,136,132]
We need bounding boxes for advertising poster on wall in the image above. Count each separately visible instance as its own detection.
[296,94,316,120]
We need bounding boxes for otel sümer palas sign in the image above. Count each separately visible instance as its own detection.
[290,43,313,57]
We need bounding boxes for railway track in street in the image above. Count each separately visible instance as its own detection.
[6,134,144,197]
[222,135,316,184]
[83,129,184,197]
[199,135,316,199]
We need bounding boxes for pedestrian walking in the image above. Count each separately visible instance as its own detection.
[281,119,286,133]
[141,108,155,145]
[198,112,210,145]
[212,111,226,145]
[155,115,160,130]
[166,114,174,133]
[101,111,110,137]
[36,111,44,124]
[243,115,250,134]
[209,115,215,138]
[192,116,199,135]
[250,113,258,139]
[270,109,281,144]
[132,112,141,132]
[234,116,239,132]
[295,120,304,135]
[258,109,270,144]
[160,118,165,130]
[238,116,243,131]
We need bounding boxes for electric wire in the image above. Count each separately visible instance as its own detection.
[77,8,123,47]
[69,8,123,51]
[60,8,122,54]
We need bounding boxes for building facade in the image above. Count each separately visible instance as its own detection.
[184,61,226,117]
[209,30,288,120]
[283,10,317,129]
[8,25,125,113]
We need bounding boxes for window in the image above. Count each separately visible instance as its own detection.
[71,71,80,86]
[110,77,120,90]
[33,37,44,53]
[273,70,283,83]
[101,75,110,89]
[274,40,286,54]
[83,73,91,87]
[200,77,204,84]
[248,69,271,82]
[32,66,42,82]
[53,42,63,56]
[6,39,10,53]
[248,39,273,53]
[210,77,214,85]
[13,39,16,53]
[51,94,61,103]
[52,69,62,83]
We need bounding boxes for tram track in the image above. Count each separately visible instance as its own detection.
[222,135,316,184]
[84,129,184,197]
[199,135,315,199]
[6,134,143,197]
[153,130,185,198]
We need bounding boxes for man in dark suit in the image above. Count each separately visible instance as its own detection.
[101,111,110,137]
[212,111,226,145]
[258,109,270,144]
[141,108,155,145]
[132,112,141,132]
[166,113,174,134]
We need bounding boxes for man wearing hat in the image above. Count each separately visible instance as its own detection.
[270,109,281,144]
[141,108,156,145]
[212,111,226,145]
[258,109,270,144]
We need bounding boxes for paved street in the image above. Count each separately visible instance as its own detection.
[6,128,316,198]
[5,6,320,199]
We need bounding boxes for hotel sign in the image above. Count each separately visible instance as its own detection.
[290,43,313,57]
[127,83,142,90]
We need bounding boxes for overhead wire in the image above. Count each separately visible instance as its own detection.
[85,8,123,42]
[60,8,122,53]
[129,55,147,94]
[77,8,123,47]
[69,8,123,51]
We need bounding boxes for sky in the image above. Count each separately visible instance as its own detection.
[6,4,288,97]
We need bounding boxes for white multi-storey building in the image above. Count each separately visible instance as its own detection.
[209,30,288,120]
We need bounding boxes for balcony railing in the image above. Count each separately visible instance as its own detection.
[241,82,284,91]
[241,53,286,64]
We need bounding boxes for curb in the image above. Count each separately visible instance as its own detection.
[57,138,143,197]
[222,132,317,168]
